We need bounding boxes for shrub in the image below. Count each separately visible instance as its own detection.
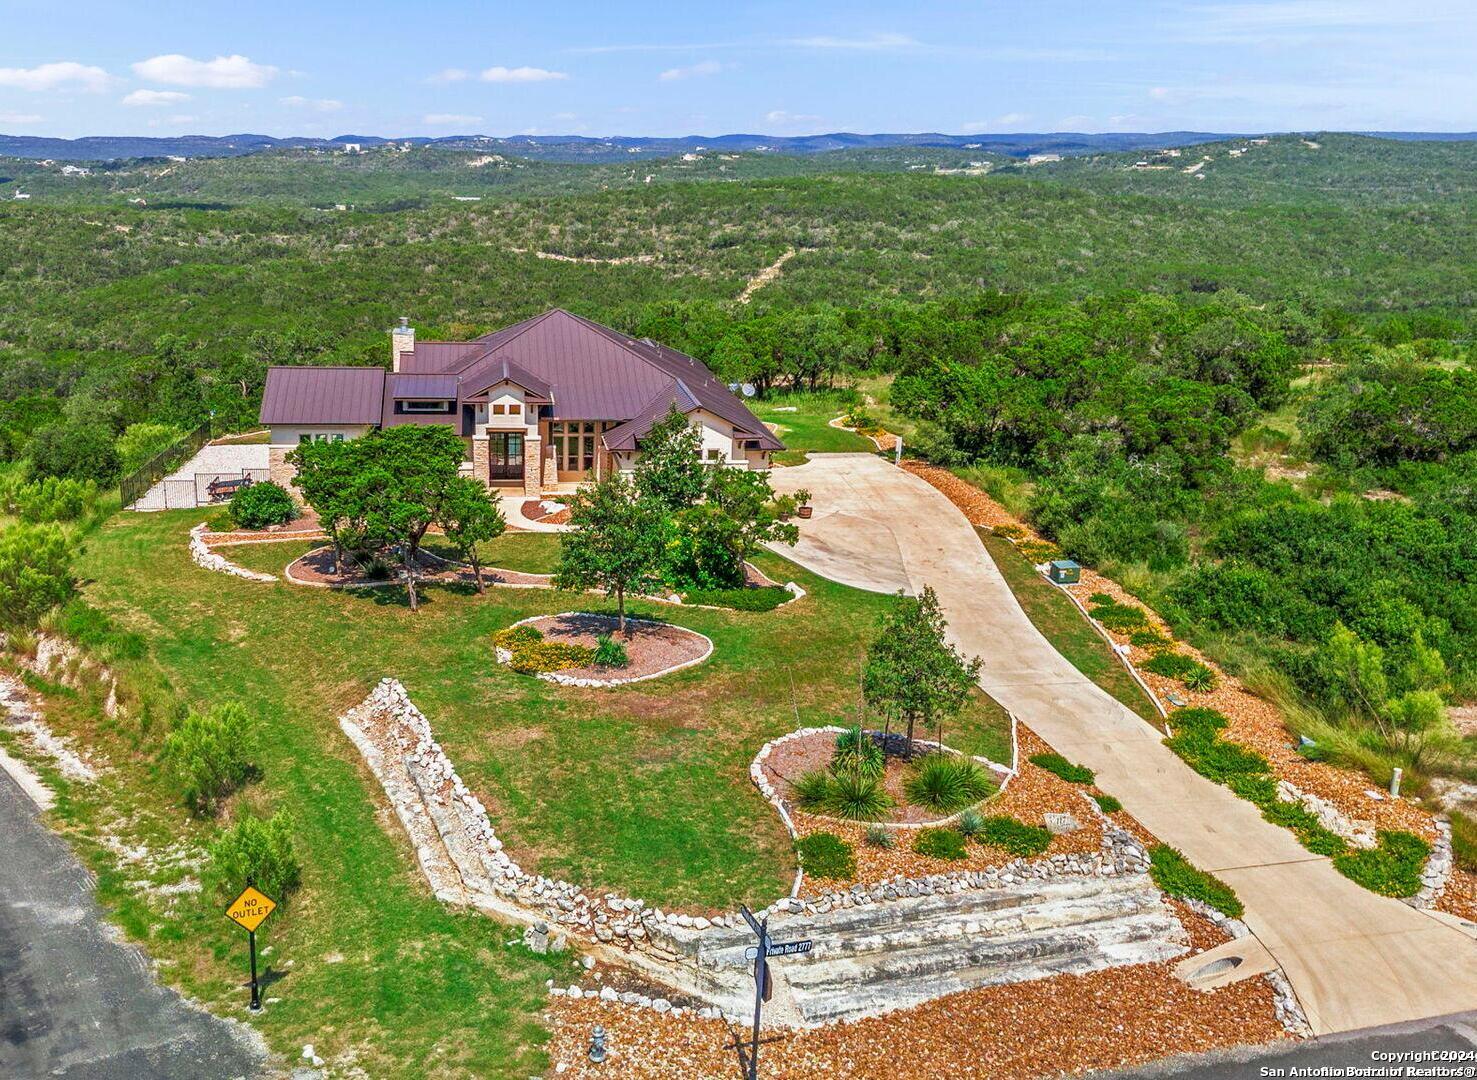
[1148,845,1243,917]
[1029,752,1095,785]
[0,522,75,628]
[29,423,121,485]
[1129,628,1172,651]
[864,822,894,849]
[833,726,885,780]
[208,812,302,904]
[10,477,98,523]
[507,641,594,674]
[1092,793,1123,814]
[904,754,994,812]
[1088,592,1114,605]
[116,422,183,473]
[795,832,856,879]
[593,634,630,668]
[228,481,296,529]
[493,625,544,648]
[680,586,789,611]
[992,523,1026,540]
[1333,830,1431,897]
[979,815,1052,857]
[1090,599,1150,632]
[1018,540,1062,563]
[1144,652,1200,679]
[161,702,258,816]
[955,808,986,837]
[913,827,968,861]
[793,770,836,811]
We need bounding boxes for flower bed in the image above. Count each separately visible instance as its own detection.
[284,545,551,589]
[493,613,713,686]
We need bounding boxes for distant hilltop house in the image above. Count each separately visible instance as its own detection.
[1026,153,1062,165]
[259,308,783,496]
[11,190,30,201]
[342,143,362,154]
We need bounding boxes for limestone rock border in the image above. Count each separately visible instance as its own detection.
[188,523,277,582]
[494,613,715,688]
[1406,818,1454,910]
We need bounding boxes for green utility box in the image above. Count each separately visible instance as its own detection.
[1048,559,1081,585]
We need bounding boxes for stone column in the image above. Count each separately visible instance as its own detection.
[268,446,303,503]
[523,437,543,497]
[542,442,558,490]
[471,435,490,490]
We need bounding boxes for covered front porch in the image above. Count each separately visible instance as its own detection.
[469,419,621,497]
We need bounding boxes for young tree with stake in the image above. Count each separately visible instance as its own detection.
[863,585,982,754]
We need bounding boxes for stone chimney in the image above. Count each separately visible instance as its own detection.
[390,317,415,372]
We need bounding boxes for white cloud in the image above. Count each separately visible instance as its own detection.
[785,32,918,50]
[0,111,44,124]
[0,61,110,93]
[659,59,723,81]
[132,54,277,89]
[765,109,822,127]
[479,65,568,83]
[428,67,469,83]
[424,113,482,125]
[280,95,343,112]
[121,89,190,107]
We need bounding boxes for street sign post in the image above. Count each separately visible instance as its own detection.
[737,905,814,1080]
[225,885,277,1011]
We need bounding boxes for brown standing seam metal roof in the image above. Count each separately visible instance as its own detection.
[258,309,783,452]
[259,366,385,425]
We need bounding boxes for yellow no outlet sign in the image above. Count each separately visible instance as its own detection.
[225,886,277,1010]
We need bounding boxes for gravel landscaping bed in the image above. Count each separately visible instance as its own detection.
[499,613,712,684]
[198,509,324,544]
[543,954,1285,1079]
[788,727,1108,891]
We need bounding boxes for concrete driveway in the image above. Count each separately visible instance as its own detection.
[770,453,1477,1036]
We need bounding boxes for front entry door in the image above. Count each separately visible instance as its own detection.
[488,432,524,481]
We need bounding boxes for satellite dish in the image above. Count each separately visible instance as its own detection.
[741,383,756,398]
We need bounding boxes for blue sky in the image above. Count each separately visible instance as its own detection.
[3,0,1474,138]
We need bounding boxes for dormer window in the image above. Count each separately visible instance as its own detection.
[400,399,452,413]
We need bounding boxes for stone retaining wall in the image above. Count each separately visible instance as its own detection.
[341,679,1196,1024]
[188,524,277,582]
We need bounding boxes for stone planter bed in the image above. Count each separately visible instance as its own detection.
[789,728,1109,893]
[197,509,325,544]
[285,545,551,590]
[497,613,713,686]
[761,729,1001,826]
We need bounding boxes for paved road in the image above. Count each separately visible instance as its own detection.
[0,765,264,1079]
[771,454,1477,1036]
[1107,1009,1477,1078]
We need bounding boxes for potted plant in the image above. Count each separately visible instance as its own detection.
[793,488,814,519]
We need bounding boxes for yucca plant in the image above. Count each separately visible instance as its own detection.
[904,754,994,813]
[793,770,835,813]
[1183,664,1219,692]
[955,808,986,838]
[832,725,885,779]
[864,822,895,848]
[822,766,894,821]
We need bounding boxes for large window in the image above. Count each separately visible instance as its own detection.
[297,433,345,444]
[399,399,452,413]
[549,421,602,473]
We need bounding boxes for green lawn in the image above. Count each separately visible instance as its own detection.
[978,530,1163,727]
[34,513,1009,1076]
[749,391,877,465]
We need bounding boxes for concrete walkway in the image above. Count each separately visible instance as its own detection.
[769,453,1477,1036]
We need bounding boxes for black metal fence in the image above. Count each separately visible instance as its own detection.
[119,421,211,509]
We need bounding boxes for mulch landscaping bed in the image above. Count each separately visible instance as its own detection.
[286,545,551,589]
[512,613,709,682]
[788,726,1107,893]
[543,953,1285,1079]
[521,498,572,525]
[903,459,1440,845]
[199,508,326,545]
